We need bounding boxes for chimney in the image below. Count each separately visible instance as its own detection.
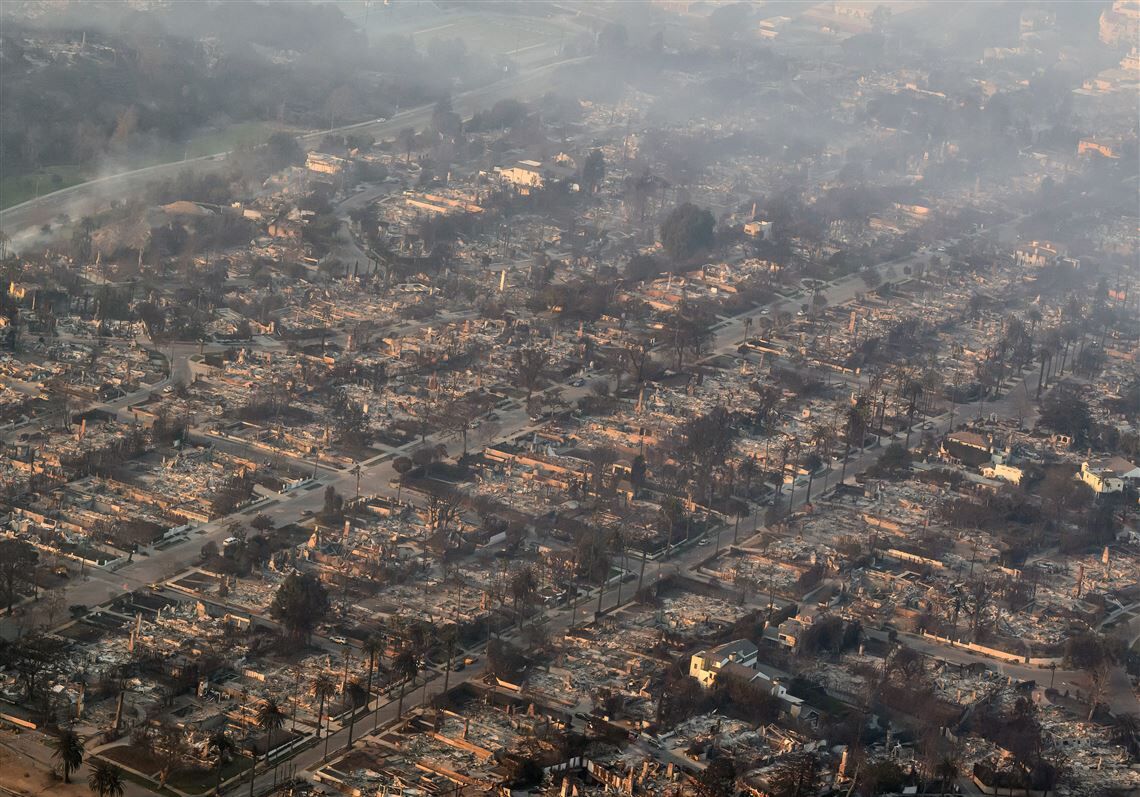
[113,692,124,732]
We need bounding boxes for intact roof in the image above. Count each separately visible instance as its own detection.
[719,662,761,683]
[1096,456,1140,477]
[712,639,759,660]
[946,430,989,449]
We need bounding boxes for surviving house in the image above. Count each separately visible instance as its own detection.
[1079,457,1140,495]
[689,639,759,687]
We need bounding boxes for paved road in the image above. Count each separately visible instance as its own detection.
[0,227,1000,632]
[233,519,723,795]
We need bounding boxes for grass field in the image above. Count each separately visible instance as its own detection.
[0,164,87,209]
[0,121,288,210]
[155,120,282,163]
[130,120,285,174]
[347,5,564,56]
[408,15,556,53]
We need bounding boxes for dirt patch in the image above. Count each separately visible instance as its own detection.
[0,741,91,797]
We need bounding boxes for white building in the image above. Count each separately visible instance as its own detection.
[1079,457,1140,495]
[689,638,807,717]
[689,639,758,687]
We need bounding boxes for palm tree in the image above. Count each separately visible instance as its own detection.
[809,421,836,500]
[255,697,286,792]
[785,440,802,509]
[206,729,237,796]
[439,624,459,698]
[775,438,793,513]
[358,634,383,741]
[934,755,958,796]
[311,673,336,759]
[52,729,84,783]
[902,379,923,448]
[392,649,419,720]
[840,396,869,486]
[1026,306,1042,336]
[87,761,124,797]
[739,454,757,499]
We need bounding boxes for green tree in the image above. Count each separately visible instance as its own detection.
[265,133,304,169]
[87,761,124,797]
[352,633,383,746]
[269,572,330,642]
[509,564,539,626]
[398,127,416,164]
[581,149,605,194]
[392,649,419,719]
[665,299,717,370]
[1064,632,1121,720]
[1039,390,1092,445]
[679,405,738,506]
[625,253,661,282]
[0,538,37,614]
[310,673,336,751]
[52,729,84,783]
[513,346,550,400]
[598,22,628,54]
[660,203,715,261]
[486,638,528,680]
[254,697,286,792]
[873,442,912,477]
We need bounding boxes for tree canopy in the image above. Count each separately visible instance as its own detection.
[269,571,330,641]
[660,203,715,261]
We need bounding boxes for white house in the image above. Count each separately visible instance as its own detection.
[498,160,545,190]
[496,159,578,194]
[690,639,807,718]
[689,639,758,687]
[1079,457,1140,495]
[982,462,1024,485]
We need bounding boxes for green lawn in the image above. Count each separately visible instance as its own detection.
[0,164,87,209]
[150,120,282,164]
[406,14,558,54]
[0,121,289,210]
